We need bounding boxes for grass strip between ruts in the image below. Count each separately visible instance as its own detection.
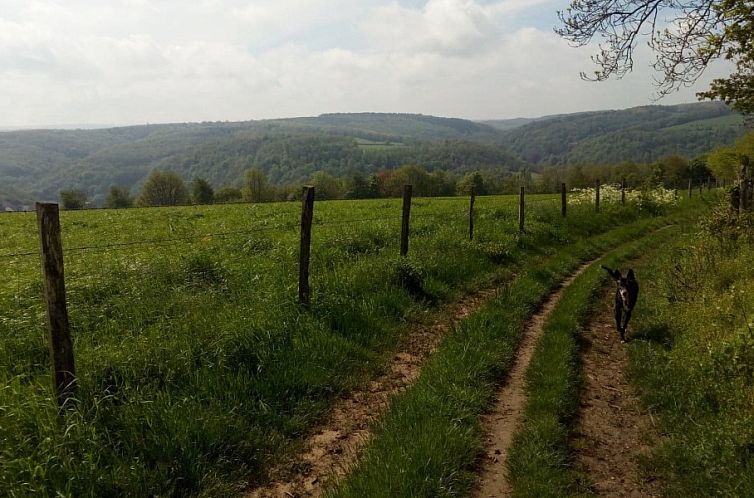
[505,223,679,498]
[327,209,700,498]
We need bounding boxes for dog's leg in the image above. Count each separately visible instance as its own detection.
[614,298,623,340]
[621,307,634,341]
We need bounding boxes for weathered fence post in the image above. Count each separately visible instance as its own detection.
[561,182,567,218]
[469,187,475,241]
[621,177,626,206]
[299,186,315,308]
[518,186,525,233]
[36,202,76,408]
[707,176,712,192]
[595,179,601,212]
[400,184,412,257]
[698,180,703,196]
[688,178,693,199]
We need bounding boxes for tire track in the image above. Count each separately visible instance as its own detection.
[472,261,593,498]
[244,286,499,498]
[570,286,662,497]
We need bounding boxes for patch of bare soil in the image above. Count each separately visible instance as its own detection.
[472,264,591,498]
[244,287,499,498]
[570,289,662,497]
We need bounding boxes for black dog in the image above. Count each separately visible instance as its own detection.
[601,266,639,343]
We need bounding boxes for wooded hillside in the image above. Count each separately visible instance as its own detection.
[0,103,745,209]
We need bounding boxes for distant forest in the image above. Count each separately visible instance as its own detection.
[0,102,745,209]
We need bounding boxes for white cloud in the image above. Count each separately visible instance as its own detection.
[362,0,498,56]
[0,0,736,127]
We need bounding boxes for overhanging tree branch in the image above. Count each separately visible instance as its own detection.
[556,0,754,113]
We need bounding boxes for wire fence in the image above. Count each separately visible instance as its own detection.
[0,184,719,262]
[1,182,725,406]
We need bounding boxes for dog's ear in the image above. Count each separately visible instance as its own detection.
[601,265,621,280]
[627,269,636,281]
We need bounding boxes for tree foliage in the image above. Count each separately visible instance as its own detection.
[137,170,189,207]
[60,189,88,210]
[557,0,754,113]
[214,186,243,203]
[191,178,214,205]
[457,171,487,195]
[707,131,754,179]
[243,168,270,203]
[105,186,134,209]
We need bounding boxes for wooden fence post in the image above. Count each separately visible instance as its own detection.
[400,185,412,257]
[299,186,315,308]
[561,182,567,218]
[469,187,475,241]
[621,177,626,205]
[595,179,601,212]
[707,176,712,192]
[518,186,525,233]
[36,202,76,408]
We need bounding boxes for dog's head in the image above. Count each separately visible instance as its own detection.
[601,265,637,308]
[615,269,636,308]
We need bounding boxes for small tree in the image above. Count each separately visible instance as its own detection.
[309,170,344,200]
[60,189,88,210]
[138,170,189,207]
[243,168,270,203]
[105,186,134,209]
[192,178,214,204]
[457,171,486,196]
[214,186,243,203]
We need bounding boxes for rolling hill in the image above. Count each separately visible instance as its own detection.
[496,101,745,165]
[0,115,522,208]
[0,103,746,209]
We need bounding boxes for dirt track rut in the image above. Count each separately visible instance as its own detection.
[244,287,498,498]
[472,263,592,498]
[570,288,662,497]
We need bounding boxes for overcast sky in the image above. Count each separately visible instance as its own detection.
[0,0,734,128]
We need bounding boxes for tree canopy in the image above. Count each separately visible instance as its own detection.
[557,0,754,113]
[105,186,134,209]
[60,189,88,210]
[191,178,214,205]
[137,170,189,207]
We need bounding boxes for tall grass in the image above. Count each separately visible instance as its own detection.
[328,208,703,498]
[628,202,754,497]
[0,194,701,496]
[505,225,680,498]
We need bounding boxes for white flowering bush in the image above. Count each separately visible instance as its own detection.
[570,184,678,212]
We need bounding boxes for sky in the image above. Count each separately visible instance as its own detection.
[0,0,735,128]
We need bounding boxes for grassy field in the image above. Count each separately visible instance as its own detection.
[326,206,705,498]
[628,201,754,497]
[504,224,683,498]
[0,192,700,496]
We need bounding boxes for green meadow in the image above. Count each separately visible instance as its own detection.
[0,192,694,497]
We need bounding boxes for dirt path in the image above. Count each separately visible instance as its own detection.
[244,287,499,498]
[472,263,592,498]
[570,289,662,497]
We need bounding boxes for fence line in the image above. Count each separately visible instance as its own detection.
[4,182,720,407]
[1,183,719,261]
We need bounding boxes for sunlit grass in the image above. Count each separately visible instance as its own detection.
[0,193,695,496]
